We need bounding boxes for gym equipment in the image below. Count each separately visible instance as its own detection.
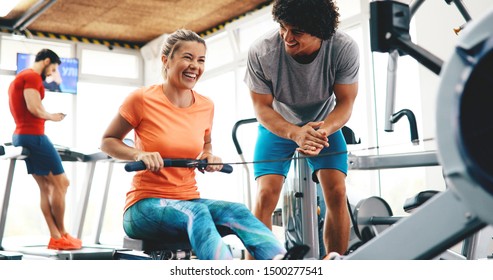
[116,226,235,260]
[283,153,321,259]
[351,192,493,259]
[0,145,29,251]
[232,119,362,259]
[114,158,235,260]
[231,118,259,211]
[55,145,110,240]
[124,158,233,173]
[348,150,439,170]
[0,145,27,260]
[91,138,136,246]
[0,144,114,260]
[232,118,322,259]
[342,1,493,259]
[382,0,471,144]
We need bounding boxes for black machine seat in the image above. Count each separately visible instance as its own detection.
[342,126,361,145]
[0,145,4,156]
[123,235,192,252]
[403,190,440,213]
[119,225,235,260]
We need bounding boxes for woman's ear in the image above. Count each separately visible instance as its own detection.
[161,55,168,67]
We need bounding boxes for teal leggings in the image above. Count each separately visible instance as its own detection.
[123,198,286,260]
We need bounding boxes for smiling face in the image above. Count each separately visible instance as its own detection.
[163,41,206,90]
[279,22,322,62]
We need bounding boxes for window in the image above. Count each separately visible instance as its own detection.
[203,32,234,71]
[337,0,362,20]
[0,36,72,71]
[237,14,277,53]
[80,49,140,79]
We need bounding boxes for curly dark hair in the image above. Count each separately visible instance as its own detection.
[272,0,339,40]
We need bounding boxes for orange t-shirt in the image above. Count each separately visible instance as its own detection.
[119,84,214,211]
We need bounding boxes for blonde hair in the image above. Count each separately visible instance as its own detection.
[161,29,206,79]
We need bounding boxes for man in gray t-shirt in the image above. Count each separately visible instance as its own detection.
[244,0,359,258]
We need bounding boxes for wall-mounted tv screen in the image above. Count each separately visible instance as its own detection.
[16,53,79,94]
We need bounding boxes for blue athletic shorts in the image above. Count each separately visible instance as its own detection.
[253,125,348,182]
[12,134,65,176]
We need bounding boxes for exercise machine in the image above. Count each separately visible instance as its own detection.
[0,145,29,251]
[233,118,323,259]
[116,226,235,260]
[91,138,136,246]
[114,158,235,260]
[0,144,114,259]
[341,0,493,259]
[351,190,493,259]
[0,145,27,260]
[382,0,472,145]
[232,119,362,259]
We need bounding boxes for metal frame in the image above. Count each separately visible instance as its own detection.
[0,145,114,259]
[344,1,493,260]
[0,146,29,250]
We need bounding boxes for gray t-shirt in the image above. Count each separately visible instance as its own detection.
[244,29,359,126]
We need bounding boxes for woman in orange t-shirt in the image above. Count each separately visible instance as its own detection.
[101,29,306,260]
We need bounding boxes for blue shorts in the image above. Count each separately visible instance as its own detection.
[253,125,348,182]
[12,134,65,176]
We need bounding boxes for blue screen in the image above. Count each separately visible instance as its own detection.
[16,53,79,94]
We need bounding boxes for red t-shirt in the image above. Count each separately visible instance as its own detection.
[119,84,214,211]
[8,69,46,135]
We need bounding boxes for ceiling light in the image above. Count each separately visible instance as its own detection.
[0,0,23,17]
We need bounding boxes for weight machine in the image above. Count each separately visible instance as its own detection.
[343,0,493,259]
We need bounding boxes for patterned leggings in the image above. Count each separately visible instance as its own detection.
[123,198,286,260]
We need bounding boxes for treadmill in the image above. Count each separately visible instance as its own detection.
[0,144,116,260]
[0,145,29,259]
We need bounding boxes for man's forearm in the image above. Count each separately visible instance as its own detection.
[255,106,299,141]
[320,101,353,135]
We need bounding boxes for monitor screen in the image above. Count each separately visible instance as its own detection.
[16,53,79,94]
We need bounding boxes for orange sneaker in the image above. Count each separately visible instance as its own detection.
[63,233,82,247]
[47,237,81,250]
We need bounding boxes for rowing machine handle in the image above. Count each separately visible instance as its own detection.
[124,158,233,173]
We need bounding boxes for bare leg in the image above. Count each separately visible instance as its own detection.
[253,174,284,229]
[33,175,61,239]
[32,173,70,238]
[47,173,70,235]
[317,169,350,255]
[246,174,284,259]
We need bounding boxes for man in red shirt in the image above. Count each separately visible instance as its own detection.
[8,49,82,250]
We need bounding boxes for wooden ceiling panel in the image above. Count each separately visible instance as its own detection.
[0,0,271,46]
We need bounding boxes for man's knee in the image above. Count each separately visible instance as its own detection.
[256,178,283,207]
[49,173,70,192]
[318,171,347,200]
[329,182,347,199]
[257,175,283,191]
[61,176,70,188]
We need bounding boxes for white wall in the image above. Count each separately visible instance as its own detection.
[414,0,493,188]
[415,0,493,141]
[140,34,168,86]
